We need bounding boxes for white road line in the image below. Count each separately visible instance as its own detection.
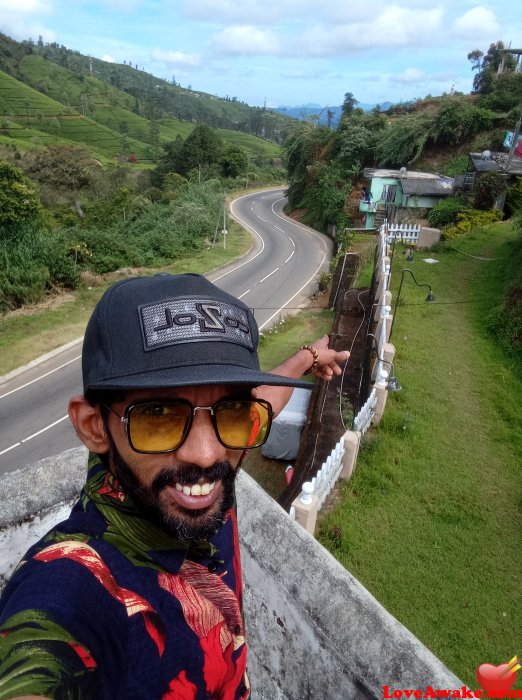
[258,250,327,331]
[0,356,81,400]
[289,237,295,247]
[259,268,279,283]
[274,226,285,233]
[237,289,251,299]
[257,217,268,223]
[211,196,267,282]
[0,415,69,456]
[284,250,295,264]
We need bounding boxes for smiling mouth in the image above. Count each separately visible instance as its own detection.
[174,481,217,497]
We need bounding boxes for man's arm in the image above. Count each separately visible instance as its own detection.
[254,335,349,415]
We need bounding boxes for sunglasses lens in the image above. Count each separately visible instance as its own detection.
[128,402,191,452]
[215,400,271,449]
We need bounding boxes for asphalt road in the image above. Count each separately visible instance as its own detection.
[0,188,332,476]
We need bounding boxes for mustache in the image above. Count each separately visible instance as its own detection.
[151,460,236,493]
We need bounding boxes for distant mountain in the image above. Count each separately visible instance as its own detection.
[275,101,392,127]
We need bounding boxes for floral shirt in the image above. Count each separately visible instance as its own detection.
[0,455,249,699]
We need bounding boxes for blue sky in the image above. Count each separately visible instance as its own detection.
[0,0,520,109]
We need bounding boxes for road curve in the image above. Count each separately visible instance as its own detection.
[0,188,332,475]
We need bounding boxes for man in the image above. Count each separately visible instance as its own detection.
[0,273,348,699]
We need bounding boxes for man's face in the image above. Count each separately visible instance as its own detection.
[102,385,247,542]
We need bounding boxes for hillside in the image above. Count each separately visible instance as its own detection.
[0,32,291,162]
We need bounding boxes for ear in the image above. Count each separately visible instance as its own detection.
[68,395,110,454]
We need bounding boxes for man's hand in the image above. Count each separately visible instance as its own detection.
[307,335,350,380]
[254,335,349,416]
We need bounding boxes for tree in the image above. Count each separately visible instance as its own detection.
[220,146,248,178]
[473,172,507,210]
[468,41,517,94]
[341,92,358,120]
[177,125,223,177]
[0,161,44,231]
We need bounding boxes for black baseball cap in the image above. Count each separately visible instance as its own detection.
[82,273,312,392]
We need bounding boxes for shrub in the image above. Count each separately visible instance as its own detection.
[473,171,508,210]
[428,197,470,229]
[505,178,522,218]
[442,209,503,238]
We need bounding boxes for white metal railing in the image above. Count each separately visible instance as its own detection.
[383,222,420,244]
[353,388,377,434]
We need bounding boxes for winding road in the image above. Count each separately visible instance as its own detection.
[0,188,332,476]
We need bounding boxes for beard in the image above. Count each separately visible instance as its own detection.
[106,434,240,543]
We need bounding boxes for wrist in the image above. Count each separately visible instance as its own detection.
[299,345,319,375]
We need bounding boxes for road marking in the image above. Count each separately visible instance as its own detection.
[0,415,69,456]
[259,268,279,283]
[284,250,295,264]
[0,356,81,400]
[211,196,267,281]
[237,289,251,299]
[257,216,268,223]
[289,236,295,247]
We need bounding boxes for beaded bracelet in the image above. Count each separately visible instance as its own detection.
[300,345,319,375]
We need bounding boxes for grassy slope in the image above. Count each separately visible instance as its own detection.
[0,57,283,160]
[318,224,522,687]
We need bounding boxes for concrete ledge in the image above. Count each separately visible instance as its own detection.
[0,449,461,698]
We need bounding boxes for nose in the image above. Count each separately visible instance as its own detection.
[174,406,227,468]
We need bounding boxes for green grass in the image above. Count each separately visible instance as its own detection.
[318,223,522,687]
[0,221,252,375]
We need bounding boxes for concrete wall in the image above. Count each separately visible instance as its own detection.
[0,449,462,698]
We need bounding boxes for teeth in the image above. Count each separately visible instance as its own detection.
[175,481,216,497]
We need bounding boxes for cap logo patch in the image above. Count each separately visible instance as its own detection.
[139,298,253,351]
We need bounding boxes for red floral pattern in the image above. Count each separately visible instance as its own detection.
[34,541,165,656]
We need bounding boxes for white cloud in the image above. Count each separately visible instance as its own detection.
[452,7,500,40]
[212,26,280,56]
[151,48,202,67]
[296,6,445,56]
[0,0,50,11]
[102,54,114,62]
[390,68,427,84]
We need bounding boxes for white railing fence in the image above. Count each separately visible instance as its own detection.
[289,222,399,534]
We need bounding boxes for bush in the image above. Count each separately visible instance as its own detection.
[505,178,522,218]
[428,197,470,228]
[473,171,508,210]
[442,209,503,238]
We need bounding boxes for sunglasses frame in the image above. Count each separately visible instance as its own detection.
[105,397,273,454]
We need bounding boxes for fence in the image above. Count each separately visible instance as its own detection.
[385,223,420,244]
[289,222,399,534]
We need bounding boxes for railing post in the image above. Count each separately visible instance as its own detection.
[340,430,361,480]
[291,482,318,534]
[372,370,389,426]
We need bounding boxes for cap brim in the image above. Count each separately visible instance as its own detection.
[86,364,314,391]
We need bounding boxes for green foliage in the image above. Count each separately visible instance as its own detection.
[505,177,522,217]
[468,41,517,94]
[433,99,495,145]
[300,161,351,232]
[442,208,503,238]
[472,171,508,210]
[487,216,522,357]
[219,145,248,178]
[440,154,469,177]
[330,121,373,174]
[375,115,434,166]
[177,124,224,176]
[0,160,44,228]
[283,123,332,209]
[0,221,79,311]
[427,197,470,228]
[478,72,522,112]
